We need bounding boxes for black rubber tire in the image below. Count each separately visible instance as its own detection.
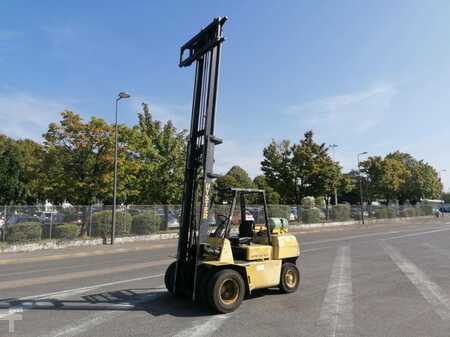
[207,269,245,313]
[279,262,300,293]
[164,262,176,295]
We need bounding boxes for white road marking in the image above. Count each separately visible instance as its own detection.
[0,274,163,319]
[383,227,450,241]
[301,225,449,246]
[172,314,230,337]
[317,245,354,337]
[302,245,336,253]
[381,241,450,320]
[40,289,164,337]
[302,231,402,246]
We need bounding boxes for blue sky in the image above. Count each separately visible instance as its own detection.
[1,1,450,190]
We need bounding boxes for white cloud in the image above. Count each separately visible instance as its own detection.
[0,92,70,141]
[214,140,263,178]
[129,96,191,130]
[286,84,396,134]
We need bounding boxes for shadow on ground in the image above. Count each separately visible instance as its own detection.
[0,286,284,318]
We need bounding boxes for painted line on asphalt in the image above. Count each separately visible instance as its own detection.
[302,245,336,253]
[317,245,354,337]
[383,227,450,241]
[301,225,448,246]
[0,243,177,265]
[0,274,164,319]
[39,287,165,337]
[381,241,450,320]
[0,259,171,290]
[302,231,401,246]
[172,314,230,337]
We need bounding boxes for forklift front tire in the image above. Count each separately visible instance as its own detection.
[164,262,176,295]
[208,269,245,313]
[279,262,300,293]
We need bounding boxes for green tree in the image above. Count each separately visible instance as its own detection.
[0,135,43,204]
[131,103,186,204]
[261,131,348,204]
[42,111,115,204]
[253,175,280,204]
[442,192,450,203]
[215,165,255,202]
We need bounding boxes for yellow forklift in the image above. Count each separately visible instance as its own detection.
[164,17,300,313]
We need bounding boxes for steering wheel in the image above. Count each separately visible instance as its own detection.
[211,213,228,238]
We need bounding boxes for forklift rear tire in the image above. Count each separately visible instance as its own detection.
[164,262,176,295]
[279,262,300,293]
[208,269,245,313]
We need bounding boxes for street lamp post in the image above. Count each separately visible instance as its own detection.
[296,177,302,223]
[111,92,130,245]
[358,151,368,225]
[330,144,338,205]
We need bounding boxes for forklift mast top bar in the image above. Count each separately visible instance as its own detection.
[179,16,227,67]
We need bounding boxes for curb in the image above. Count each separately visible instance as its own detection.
[0,216,436,254]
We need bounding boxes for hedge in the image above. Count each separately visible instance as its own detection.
[6,222,42,243]
[375,207,396,219]
[131,210,161,235]
[420,205,433,216]
[400,208,416,218]
[331,204,351,221]
[301,208,321,224]
[268,205,291,219]
[53,224,79,240]
[302,196,315,209]
[91,210,132,238]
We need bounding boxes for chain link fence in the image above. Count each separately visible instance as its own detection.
[0,203,444,244]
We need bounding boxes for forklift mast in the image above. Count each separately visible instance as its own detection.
[174,17,227,297]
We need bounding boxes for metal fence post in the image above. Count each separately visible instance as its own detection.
[49,212,53,240]
[88,205,93,237]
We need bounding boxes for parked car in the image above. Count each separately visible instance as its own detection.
[6,214,42,226]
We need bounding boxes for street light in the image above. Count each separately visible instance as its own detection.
[357,151,368,225]
[111,92,130,245]
[330,144,338,205]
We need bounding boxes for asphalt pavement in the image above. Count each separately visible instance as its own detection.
[1,217,450,337]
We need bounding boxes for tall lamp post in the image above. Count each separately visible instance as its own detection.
[111,92,130,245]
[330,144,338,205]
[357,151,368,225]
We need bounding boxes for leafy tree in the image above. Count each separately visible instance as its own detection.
[131,103,186,205]
[261,139,295,203]
[215,165,255,202]
[42,111,115,204]
[360,151,442,203]
[261,131,349,204]
[0,135,43,204]
[253,175,280,204]
[441,192,450,203]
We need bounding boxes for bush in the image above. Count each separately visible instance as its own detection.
[301,196,315,209]
[420,205,433,216]
[131,211,161,235]
[6,222,42,243]
[301,208,321,224]
[315,196,326,208]
[400,208,416,218]
[375,207,396,219]
[331,204,351,221]
[91,210,132,238]
[53,224,79,240]
[268,205,291,219]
